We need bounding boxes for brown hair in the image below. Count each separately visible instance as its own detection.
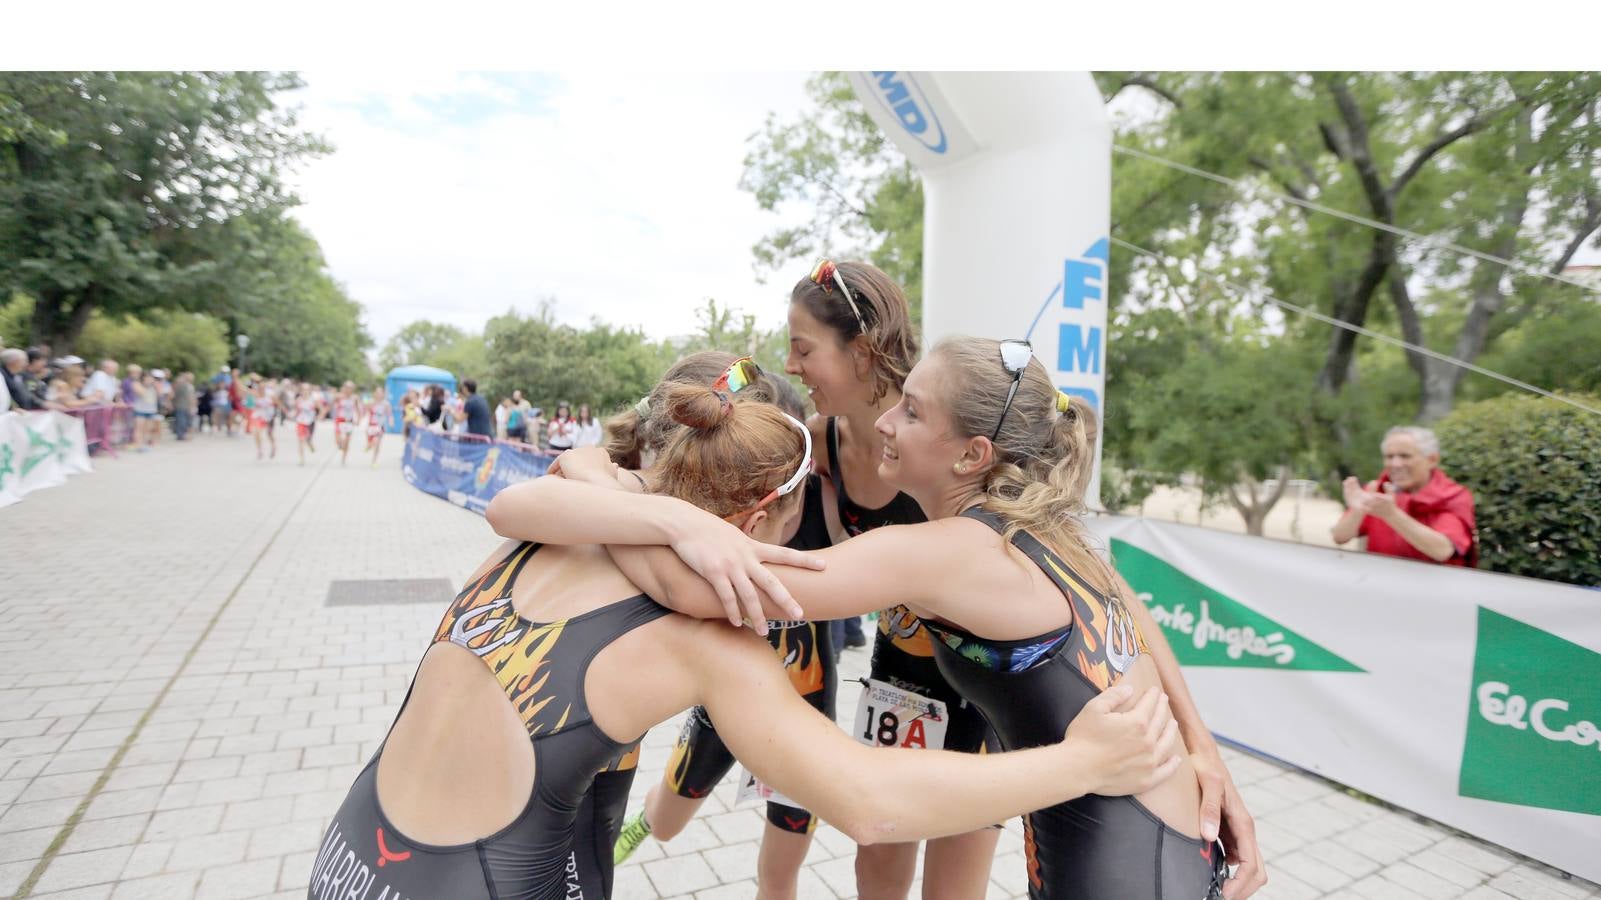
[929,336,1114,596]
[602,350,787,469]
[646,384,808,520]
[790,261,919,404]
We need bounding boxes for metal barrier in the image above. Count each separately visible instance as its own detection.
[60,405,134,457]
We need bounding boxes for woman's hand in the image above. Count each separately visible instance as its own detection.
[548,446,617,485]
[660,505,823,633]
[1060,685,1184,797]
[1189,743,1267,898]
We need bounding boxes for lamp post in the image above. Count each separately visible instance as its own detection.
[236,333,250,375]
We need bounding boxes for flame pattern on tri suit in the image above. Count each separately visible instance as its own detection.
[925,508,1226,900]
[308,541,671,900]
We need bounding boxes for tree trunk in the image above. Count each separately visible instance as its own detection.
[1225,465,1292,536]
[30,290,97,356]
[1417,103,1535,424]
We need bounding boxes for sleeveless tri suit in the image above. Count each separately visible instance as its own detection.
[309,542,671,899]
[922,508,1229,899]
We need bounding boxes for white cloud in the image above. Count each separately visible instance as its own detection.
[283,71,815,350]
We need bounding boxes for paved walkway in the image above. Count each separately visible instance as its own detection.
[0,433,1596,900]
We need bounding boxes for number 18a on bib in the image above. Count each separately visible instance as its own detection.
[853,678,950,750]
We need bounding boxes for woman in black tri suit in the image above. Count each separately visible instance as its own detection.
[787,259,1002,899]
[310,384,1185,900]
[599,354,846,898]
[516,339,1269,899]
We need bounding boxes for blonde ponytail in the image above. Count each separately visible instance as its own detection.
[931,337,1116,596]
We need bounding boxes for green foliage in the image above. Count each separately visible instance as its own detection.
[1436,393,1601,587]
[0,72,327,351]
[480,302,674,418]
[739,72,924,318]
[1471,302,1601,399]
[210,212,373,385]
[379,321,469,372]
[0,292,34,348]
[1127,330,1319,495]
[76,308,229,376]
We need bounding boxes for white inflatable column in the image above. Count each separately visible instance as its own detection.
[847,72,1111,504]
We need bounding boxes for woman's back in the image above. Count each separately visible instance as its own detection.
[312,540,689,900]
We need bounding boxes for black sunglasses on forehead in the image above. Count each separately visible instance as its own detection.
[990,339,1034,442]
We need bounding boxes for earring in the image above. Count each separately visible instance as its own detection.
[954,463,967,474]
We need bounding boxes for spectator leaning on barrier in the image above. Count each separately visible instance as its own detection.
[2,348,34,411]
[495,396,511,439]
[1332,426,1478,567]
[0,348,14,412]
[574,403,603,447]
[461,378,493,438]
[82,358,119,404]
[546,401,577,451]
[508,390,533,441]
[24,349,52,408]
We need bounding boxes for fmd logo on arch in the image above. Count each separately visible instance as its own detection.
[866,72,949,154]
[1027,237,1108,412]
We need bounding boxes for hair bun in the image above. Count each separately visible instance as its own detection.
[664,383,735,431]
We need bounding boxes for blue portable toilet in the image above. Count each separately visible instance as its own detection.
[383,365,457,433]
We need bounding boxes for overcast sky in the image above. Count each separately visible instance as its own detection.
[285,72,814,349]
[284,71,1600,354]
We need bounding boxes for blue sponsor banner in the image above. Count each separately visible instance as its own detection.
[401,430,552,515]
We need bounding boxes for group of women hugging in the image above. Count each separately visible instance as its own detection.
[307,261,1268,900]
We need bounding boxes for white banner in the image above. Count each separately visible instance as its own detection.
[0,410,93,508]
[1088,515,1601,883]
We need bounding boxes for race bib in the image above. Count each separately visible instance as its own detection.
[735,769,801,809]
[852,678,949,750]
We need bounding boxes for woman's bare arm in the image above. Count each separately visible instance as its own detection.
[692,623,1184,845]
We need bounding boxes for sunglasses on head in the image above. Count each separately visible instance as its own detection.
[713,356,761,395]
[990,339,1035,442]
[809,259,868,335]
[712,357,815,523]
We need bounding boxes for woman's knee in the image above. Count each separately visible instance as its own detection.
[855,841,918,898]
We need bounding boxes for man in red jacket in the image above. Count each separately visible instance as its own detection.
[1332,426,1478,566]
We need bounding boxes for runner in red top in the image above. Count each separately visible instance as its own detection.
[364,386,391,468]
[1333,425,1478,566]
[293,383,323,467]
[332,381,363,467]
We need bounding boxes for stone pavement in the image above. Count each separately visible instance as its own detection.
[1,433,1596,900]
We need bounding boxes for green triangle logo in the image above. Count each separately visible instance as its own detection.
[1111,539,1365,672]
[1458,607,1601,816]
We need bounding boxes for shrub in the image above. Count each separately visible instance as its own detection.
[1436,393,1601,587]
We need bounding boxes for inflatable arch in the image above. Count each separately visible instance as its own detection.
[847,72,1110,502]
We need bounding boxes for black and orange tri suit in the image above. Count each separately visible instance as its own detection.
[309,542,670,900]
[827,417,997,757]
[924,508,1228,900]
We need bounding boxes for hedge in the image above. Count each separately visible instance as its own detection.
[1436,393,1601,588]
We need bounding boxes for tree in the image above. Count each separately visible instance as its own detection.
[481,302,672,417]
[740,72,924,316]
[0,72,325,352]
[76,308,230,377]
[208,212,373,384]
[378,321,470,372]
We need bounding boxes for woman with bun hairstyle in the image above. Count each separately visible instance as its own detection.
[601,351,847,900]
[308,384,1184,900]
[491,339,1268,900]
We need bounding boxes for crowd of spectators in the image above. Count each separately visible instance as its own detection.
[398,379,604,452]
